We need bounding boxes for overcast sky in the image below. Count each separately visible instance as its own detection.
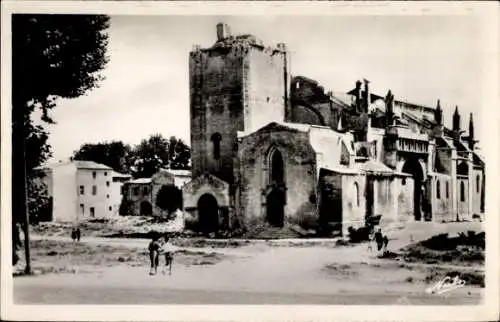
[43,15,487,162]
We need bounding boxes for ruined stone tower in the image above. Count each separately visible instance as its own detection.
[189,23,290,184]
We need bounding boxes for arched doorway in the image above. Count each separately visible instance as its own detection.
[266,188,285,227]
[266,148,286,227]
[402,158,425,221]
[197,194,219,234]
[140,201,153,216]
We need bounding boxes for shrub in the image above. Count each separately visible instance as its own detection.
[119,197,135,216]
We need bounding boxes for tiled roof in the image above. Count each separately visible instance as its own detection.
[37,160,112,170]
[112,171,132,179]
[159,169,192,177]
[128,178,152,184]
[356,160,394,174]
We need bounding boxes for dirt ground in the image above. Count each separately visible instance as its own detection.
[14,221,485,304]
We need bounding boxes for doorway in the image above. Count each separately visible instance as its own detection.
[197,193,219,234]
[266,188,285,227]
[402,158,425,221]
[140,201,152,216]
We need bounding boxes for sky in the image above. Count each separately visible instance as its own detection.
[42,15,487,162]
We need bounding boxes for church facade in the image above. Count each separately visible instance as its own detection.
[182,23,486,237]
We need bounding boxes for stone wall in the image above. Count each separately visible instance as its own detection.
[432,173,452,222]
[246,48,286,133]
[457,177,470,220]
[190,42,287,186]
[472,169,482,215]
[237,127,316,229]
[397,176,414,222]
[341,174,366,235]
[189,48,245,184]
[373,177,398,228]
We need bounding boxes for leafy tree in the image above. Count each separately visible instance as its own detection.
[118,196,135,217]
[72,141,133,174]
[27,171,52,224]
[130,134,191,178]
[155,185,183,216]
[12,14,110,272]
[167,136,191,170]
[130,134,171,178]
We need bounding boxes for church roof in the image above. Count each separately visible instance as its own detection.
[356,160,393,174]
[320,165,360,175]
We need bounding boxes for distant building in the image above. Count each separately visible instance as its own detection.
[121,169,191,216]
[37,161,130,223]
[160,169,192,188]
[110,171,132,216]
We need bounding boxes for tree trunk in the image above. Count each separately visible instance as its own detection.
[12,97,31,274]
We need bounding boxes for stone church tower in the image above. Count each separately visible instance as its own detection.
[189,23,290,184]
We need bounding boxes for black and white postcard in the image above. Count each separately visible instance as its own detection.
[1,1,499,321]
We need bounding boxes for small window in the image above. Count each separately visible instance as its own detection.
[92,185,97,195]
[92,171,96,179]
[106,181,110,187]
[108,206,112,211]
[460,181,465,202]
[476,175,480,193]
[133,187,140,196]
[436,180,441,199]
[446,181,449,199]
[104,172,108,176]
[106,194,110,199]
[211,133,222,160]
[143,186,149,195]
[79,185,85,195]
[90,207,95,217]
[80,204,84,215]
[354,182,360,207]
[121,186,126,195]
[402,178,406,186]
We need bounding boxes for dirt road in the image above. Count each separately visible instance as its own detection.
[14,221,484,305]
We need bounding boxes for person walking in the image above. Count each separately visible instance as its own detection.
[148,233,162,275]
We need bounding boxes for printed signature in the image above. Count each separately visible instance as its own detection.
[426,275,466,295]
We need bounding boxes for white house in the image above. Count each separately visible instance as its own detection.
[38,160,130,223]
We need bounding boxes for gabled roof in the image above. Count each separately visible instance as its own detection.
[356,160,393,174]
[162,169,192,177]
[128,178,152,184]
[37,160,112,171]
[238,122,313,138]
[111,171,132,179]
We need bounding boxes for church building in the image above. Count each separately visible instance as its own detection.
[182,23,486,237]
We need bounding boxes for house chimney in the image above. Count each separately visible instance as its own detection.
[385,90,394,127]
[363,79,370,113]
[216,23,231,41]
[355,80,362,112]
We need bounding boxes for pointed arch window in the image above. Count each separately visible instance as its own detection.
[268,148,285,185]
[460,181,465,202]
[476,175,480,193]
[210,133,222,160]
